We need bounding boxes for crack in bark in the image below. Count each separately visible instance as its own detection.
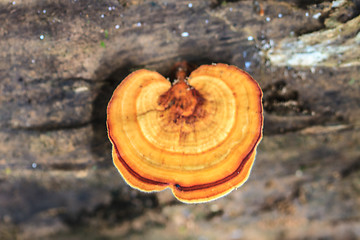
[7,121,92,132]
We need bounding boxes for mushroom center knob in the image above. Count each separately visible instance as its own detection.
[158,80,205,121]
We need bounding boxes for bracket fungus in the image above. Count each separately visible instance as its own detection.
[107,63,263,203]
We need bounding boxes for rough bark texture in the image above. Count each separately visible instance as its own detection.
[0,0,359,239]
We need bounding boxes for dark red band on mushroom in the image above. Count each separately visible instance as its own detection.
[109,133,169,187]
[109,99,263,192]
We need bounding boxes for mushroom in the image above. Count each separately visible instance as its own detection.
[107,63,263,203]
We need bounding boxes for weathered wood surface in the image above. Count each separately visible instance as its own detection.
[0,0,359,239]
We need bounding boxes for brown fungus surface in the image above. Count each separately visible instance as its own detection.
[107,63,263,203]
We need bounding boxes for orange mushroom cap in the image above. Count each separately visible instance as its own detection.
[107,63,263,203]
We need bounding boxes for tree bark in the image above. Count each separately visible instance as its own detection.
[0,0,359,239]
